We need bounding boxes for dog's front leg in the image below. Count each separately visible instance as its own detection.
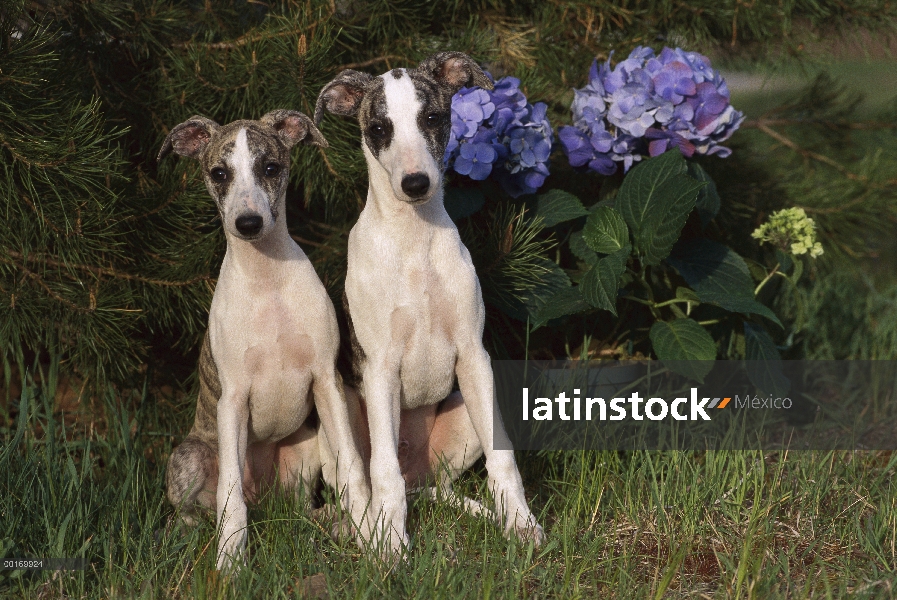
[215,388,250,571]
[363,364,409,558]
[312,371,371,544]
[456,346,544,545]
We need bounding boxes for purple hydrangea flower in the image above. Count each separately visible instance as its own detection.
[446,73,553,197]
[454,141,497,180]
[559,46,744,175]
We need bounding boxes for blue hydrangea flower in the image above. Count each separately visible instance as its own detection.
[446,73,553,197]
[454,141,497,180]
[559,46,744,175]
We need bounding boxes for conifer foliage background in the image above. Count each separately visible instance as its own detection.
[1,0,896,383]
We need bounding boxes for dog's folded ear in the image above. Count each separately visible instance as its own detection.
[416,52,493,94]
[157,115,219,163]
[314,70,374,124]
[260,110,328,149]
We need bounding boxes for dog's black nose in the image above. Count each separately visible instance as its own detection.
[401,173,430,198]
[235,214,263,237]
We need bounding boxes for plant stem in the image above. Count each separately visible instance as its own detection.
[654,298,692,308]
[755,263,782,296]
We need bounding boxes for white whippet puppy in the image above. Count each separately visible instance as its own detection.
[159,110,370,570]
[315,52,544,555]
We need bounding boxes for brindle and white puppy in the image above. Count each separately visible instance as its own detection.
[315,52,544,556]
[159,110,370,571]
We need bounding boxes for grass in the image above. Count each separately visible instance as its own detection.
[2,359,897,599]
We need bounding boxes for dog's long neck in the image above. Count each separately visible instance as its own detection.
[363,154,452,236]
[221,198,303,282]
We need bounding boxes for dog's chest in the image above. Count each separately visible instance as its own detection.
[349,227,478,408]
[395,264,459,405]
[211,280,318,443]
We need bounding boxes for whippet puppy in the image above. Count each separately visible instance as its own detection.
[315,52,544,555]
[159,110,370,570]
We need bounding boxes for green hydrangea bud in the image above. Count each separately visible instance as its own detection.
[751,207,823,258]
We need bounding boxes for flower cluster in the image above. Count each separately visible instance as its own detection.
[558,47,745,175]
[446,74,552,197]
[752,207,824,258]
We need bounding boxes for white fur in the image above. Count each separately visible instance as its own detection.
[345,71,543,555]
[207,128,370,569]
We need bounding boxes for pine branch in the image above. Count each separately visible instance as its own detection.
[3,251,214,288]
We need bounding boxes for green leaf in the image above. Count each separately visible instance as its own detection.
[533,189,589,226]
[650,318,716,382]
[569,230,598,265]
[582,206,630,254]
[530,286,590,329]
[675,286,701,304]
[744,322,790,396]
[444,187,485,220]
[616,150,704,265]
[688,162,720,228]
[580,245,630,315]
[668,239,783,328]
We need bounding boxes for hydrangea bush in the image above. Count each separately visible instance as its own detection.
[440,49,811,385]
[446,74,552,197]
[558,47,745,175]
[526,149,808,388]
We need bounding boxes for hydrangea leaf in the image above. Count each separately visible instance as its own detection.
[616,150,704,265]
[444,187,485,221]
[675,286,701,304]
[668,239,783,328]
[529,286,590,330]
[580,244,630,315]
[687,162,720,228]
[569,230,598,265]
[649,318,716,383]
[582,206,630,254]
[743,321,790,397]
[534,190,590,226]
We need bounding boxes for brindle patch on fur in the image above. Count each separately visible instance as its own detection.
[408,72,452,163]
[357,78,393,158]
[192,330,221,443]
[166,434,216,522]
[203,140,235,206]
[245,126,289,220]
[341,290,366,388]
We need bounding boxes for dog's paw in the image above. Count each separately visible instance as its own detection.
[215,550,247,573]
[514,520,545,547]
[504,512,544,547]
[368,527,411,567]
[311,505,357,543]
[374,536,411,572]
[216,527,248,572]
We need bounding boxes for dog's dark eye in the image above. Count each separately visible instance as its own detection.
[368,123,386,138]
[426,113,444,127]
[210,167,227,182]
[264,163,280,178]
